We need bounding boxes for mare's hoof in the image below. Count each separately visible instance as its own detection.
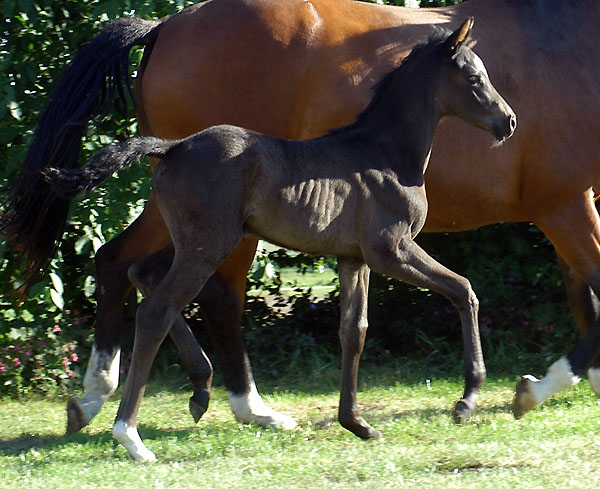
[513,375,539,419]
[189,391,210,423]
[66,397,87,435]
[340,416,383,440]
[452,399,475,424]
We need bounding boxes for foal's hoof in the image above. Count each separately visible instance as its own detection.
[189,391,210,424]
[66,397,87,435]
[340,416,383,440]
[452,399,475,424]
[513,375,539,419]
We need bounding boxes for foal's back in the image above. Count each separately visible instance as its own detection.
[154,125,424,258]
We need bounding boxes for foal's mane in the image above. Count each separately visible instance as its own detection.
[328,28,453,136]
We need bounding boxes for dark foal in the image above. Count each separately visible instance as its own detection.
[45,19,515,461]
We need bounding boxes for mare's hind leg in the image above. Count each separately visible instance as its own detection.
[66,195,171,434]
[128,245,213,423]
[365,238,485,424]
[195,238,297,430]
[337,257,380,438]
[514,192,600,417]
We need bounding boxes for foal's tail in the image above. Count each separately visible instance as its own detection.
[43,137,179,200]
[0,17,163,284]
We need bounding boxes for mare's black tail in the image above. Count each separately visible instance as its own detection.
[0,17,163,284]
[43,137,179,200]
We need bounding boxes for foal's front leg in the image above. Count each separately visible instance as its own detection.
[365,238,486,424]
[337,257,381,438]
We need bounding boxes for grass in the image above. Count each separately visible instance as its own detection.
[1,362,600,488]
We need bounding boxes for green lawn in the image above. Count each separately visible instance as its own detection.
[1,363,599,488]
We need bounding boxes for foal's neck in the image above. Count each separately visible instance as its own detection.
[351,59,442,177]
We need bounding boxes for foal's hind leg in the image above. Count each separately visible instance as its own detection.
[128,245,213,423]
[113,241,235,461]
[129,239,297,430]
[337,258,380,438]
[365,238,485,424]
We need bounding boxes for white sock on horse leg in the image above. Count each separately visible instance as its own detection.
[228,382,297,430]
[76,345,121,422]
[588,367,600,395]
[527,356,581,405]
[113,420,157,462]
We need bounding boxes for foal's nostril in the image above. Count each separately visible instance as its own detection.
[509,115,517,132]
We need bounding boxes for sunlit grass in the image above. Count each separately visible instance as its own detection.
[1,363,600,488]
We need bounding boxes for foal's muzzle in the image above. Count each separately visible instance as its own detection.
[493,110,517,147]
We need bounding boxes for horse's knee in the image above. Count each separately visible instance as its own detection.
[450,277,479,313]
[338,317,369,352]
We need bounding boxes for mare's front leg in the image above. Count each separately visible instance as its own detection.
[514,193,600,417]
[365,238,485,424]
[128,245,213,423]
[556,255,600,394]
[67,196,171,434]
[337,257,380,439]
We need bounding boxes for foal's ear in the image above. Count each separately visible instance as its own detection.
[446,17,474,54]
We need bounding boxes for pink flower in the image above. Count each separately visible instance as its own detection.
[13,358,21,367]
[71,353,79,362]
[61,358,71,366]
[0,365,6,372]
[69,343,76,351]
[52,324,62,333]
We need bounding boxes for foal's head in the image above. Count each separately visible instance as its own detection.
[436,18,516,145]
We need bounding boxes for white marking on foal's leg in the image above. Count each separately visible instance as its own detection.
[73,345,121,423]
[527,356,581,405]
[588,368,600,395]
[229,382,297,430]
[113,420,157,462]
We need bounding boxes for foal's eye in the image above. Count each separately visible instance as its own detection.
[469,75,482,85]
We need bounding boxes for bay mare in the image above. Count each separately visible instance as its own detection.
[44,21,516,460]
[2,0,600,432]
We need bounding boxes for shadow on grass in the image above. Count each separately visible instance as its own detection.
[0,424,202,458]
[0,400,513,458]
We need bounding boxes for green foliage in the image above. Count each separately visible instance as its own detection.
[0,0,197,397]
